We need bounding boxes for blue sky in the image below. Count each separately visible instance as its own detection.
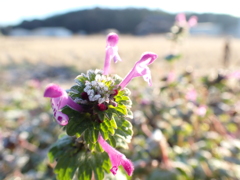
[0,0,239,26]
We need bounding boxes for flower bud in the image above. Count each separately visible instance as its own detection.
[110,101,118,107]
[112,89,118,96]
[97,103,108,111]
[81,92,89,101]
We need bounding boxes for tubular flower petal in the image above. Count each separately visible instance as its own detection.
[175,13,187,26]
[188,16,198,27]
[175,13,198,27]
[103,33,121,75]
[44,84,83,125]
[118,52,158,90]
[98,135,134,176]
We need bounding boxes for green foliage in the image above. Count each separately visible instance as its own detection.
[164,54,182,63]
[46,70,134,180]
[48,135,111,180]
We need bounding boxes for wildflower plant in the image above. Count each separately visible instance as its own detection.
[165,13,197,63]
[44,33,157,180]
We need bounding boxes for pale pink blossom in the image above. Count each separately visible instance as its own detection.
[175,13,198,27]
[44,84,83,125]
[98,134,134,176]
[167,71,176,83]
[196,105,207,117]
[118,52,158,90]
[185,88,197,101]
[227,71,240,80]
[103,33,121,75]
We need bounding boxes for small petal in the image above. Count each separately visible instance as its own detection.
[44,84,64,98]
[55,111,69,126]
[118,52,158,89]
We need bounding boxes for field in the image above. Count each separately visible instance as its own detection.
[1,34,240,180]
[1,35,240,81]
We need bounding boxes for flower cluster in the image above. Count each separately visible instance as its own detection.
[167,13,198,43]
[44,32,157,179]
[71,69,121,111]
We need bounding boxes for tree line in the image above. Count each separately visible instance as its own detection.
[1,8,239,35]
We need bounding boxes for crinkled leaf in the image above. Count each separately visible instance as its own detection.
[66,113,93,137]
[50,136,111,180]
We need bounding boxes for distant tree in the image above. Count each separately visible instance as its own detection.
[7,8,239,35]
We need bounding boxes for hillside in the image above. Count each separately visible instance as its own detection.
[1,8,239,35]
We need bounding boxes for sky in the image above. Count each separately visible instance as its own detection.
[0,0,240,26]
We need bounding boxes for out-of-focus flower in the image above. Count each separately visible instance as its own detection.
[227,71,240,80]
[44,84,83,125]
[167,71,176,83]
[98,134,134,176]
[196,105,207,117]
[118,52,158,90]
[185,88,197,101]
[176,13,198,27]
[103,33,121,75]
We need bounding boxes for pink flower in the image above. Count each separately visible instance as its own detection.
[167,71,176,83]
[118,52,158,90]
[176,13,198,27]
[44,84,83,125]
[227,71,240,80]
[196,105,207,117]
[185,88,197,101]
[103,33,121,75]
[98,134,134,176]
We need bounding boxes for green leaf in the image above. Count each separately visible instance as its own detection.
[95,142,104,152]
[100,121,109,132]
[89,153,105,180]
[54,149,78,180]
[90,129,99,143]
[100,129,109,140]
[48,136,73,163]
[98,112,105,121]
[105,110,113,120]
[115,104,128,115]
[75,74,88,83]
[126,109,133,119]
[107,135,116,147]
[77,152,92,180]
[103,119,115,135]
[66,114,93,137]
[49,136,112,180]
[110,117,117,129]
[114,117,133,142]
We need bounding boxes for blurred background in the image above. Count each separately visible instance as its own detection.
[1,1,240,180]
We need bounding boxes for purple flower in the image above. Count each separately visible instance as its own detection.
[118,52,158,90]
[44,84,83,125]
[98,134,134,176]
[103,33,121,75]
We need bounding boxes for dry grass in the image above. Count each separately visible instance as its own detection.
[1,34,240,84]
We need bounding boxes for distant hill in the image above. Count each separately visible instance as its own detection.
[1,8,239,35]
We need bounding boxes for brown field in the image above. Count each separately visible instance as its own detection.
[1,34,240,85]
